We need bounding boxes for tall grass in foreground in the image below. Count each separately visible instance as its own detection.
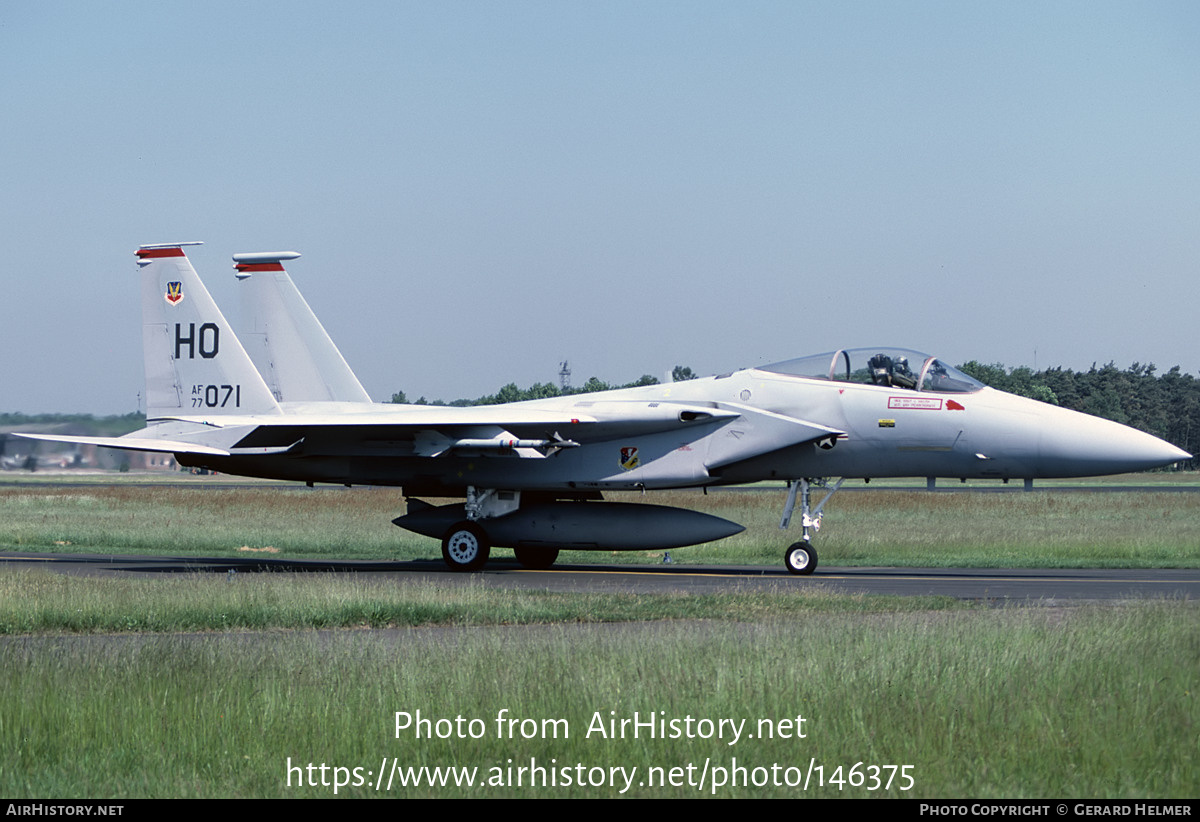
[0,569,961,634]
[1,604,1194,798]
[1,482,1198,567]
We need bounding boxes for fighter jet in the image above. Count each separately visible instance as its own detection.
[17,243,1190,574]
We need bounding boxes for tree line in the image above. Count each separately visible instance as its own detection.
[389,366,697,407]
[0,412,143,437]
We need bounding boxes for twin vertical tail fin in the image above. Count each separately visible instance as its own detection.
[233,252,372,403]
[137,243,282,420]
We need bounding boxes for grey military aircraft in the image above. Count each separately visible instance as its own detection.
[17,243,1190,574]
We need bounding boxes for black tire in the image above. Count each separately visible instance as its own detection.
[785,541,817,575]
[513,546,559,570]
[441,521,490,571]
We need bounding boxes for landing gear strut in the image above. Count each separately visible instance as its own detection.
[780,478,843,575]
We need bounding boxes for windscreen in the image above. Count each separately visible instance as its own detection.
[759,348,985,393]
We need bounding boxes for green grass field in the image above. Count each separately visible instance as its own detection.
[0,568,964,635]
[2,602,1194,798]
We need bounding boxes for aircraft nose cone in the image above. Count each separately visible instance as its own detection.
[1038,409,1190,476]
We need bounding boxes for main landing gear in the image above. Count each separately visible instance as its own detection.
[779,478,843,575]
[441,488,509,572]
[440,488,562,572]
[439,522,560,571]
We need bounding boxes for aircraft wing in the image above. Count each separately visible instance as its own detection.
[18,399,844,466]
[194,400,842,467]
[143,401,747,458]
[14,401,736,459]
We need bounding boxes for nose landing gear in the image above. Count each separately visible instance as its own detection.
[780,478,843,575]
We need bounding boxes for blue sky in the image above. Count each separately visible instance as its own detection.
[3,1,1198,414]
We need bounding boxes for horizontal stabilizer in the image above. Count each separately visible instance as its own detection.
[12,432,230,457]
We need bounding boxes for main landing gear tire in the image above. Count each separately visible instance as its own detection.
[513,547,559,570]
[442,522,490,572]
[785,541,817,576]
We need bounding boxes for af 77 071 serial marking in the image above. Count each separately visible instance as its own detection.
[190,384,240,408]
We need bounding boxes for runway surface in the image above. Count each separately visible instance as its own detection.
[3,550,1196,603]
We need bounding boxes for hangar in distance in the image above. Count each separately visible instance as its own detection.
[18,243,1190,574]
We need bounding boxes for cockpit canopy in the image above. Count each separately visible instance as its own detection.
[759,348,986,394]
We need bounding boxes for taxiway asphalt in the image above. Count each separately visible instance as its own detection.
[2,551,1196,603]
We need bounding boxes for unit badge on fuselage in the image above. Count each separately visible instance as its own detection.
[619,446,639,471]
